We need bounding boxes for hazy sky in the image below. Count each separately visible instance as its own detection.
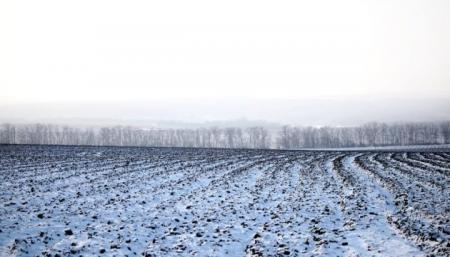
[1,0,449,125]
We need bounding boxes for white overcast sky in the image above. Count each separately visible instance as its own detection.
[1,0,449,125]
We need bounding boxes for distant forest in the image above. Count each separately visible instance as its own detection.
[0,121,449,149]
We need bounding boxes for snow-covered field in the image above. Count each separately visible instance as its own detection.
[0,145,449,257]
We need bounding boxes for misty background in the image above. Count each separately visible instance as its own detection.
[1,98,450,128]
[1,0,450,148]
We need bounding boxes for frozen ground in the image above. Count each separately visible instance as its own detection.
[0,145,449,257]
[302,144,450,152]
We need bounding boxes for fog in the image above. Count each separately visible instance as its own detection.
[1,98,449,128]
[1,0,450,127]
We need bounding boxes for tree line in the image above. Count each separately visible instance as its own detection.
[0,124,271,149]
[0,121,449,149]
[277,121,450,149]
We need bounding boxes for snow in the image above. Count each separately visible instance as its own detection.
[0,145,449,256]
[301,144,450,152]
